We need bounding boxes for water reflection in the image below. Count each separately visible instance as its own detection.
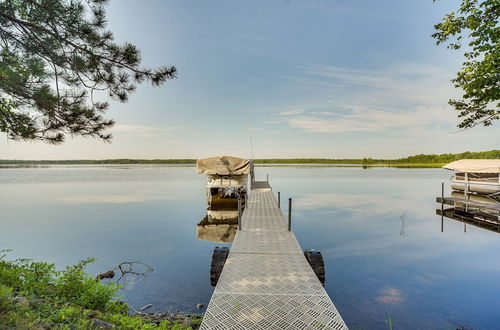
[196,157,250,244]
[3,166,500,328]
[197,210,238,243]
[100,261,154,290]
[437,188,500,234]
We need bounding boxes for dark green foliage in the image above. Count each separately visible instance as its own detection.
[54,258,118,310]
[0,0,176,143]
[394,149,500,164]
[433,0,499,128]
[0,252,117,310]
[0,250,198,329]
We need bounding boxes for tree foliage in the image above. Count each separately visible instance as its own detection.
[0,0,176,143]
[433,0,499,129]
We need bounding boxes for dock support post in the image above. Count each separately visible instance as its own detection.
[278,192,280,208]
[441,182,444,233]
[288,198,292,231]
[267,174,269,182]
[238,197,242,231]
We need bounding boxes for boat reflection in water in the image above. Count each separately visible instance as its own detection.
[195,156,252,243]
[437,159,500,233]
[197,210,238,243]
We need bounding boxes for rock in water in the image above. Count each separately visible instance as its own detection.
[197,303,204,310]
[96,270,115,280]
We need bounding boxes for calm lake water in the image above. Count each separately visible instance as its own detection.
[1,165,499,329]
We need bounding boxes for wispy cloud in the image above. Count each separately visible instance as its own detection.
[112,124,177,138]
[277,62,459,135]
[283,105,452,134]
[279,108,305,116]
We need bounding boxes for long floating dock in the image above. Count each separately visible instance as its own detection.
[201,181,348,329]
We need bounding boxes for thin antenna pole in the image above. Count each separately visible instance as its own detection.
[248,120,254,160]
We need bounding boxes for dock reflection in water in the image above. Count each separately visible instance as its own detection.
[436,189,500,234]
[197,209,238,243]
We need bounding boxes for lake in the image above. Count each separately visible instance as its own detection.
[1,165,499,329]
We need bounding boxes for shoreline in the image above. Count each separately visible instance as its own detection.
[0,162,446,168]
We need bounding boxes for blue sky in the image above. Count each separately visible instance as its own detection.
[1,0,499,159]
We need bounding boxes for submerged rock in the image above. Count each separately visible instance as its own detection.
[96,270,115,280]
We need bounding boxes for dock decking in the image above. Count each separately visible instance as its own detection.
[201,181,348,329]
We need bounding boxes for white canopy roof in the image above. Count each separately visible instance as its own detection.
[443,159,500,173]
[196,155,252,175]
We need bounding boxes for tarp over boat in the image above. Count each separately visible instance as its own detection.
[196,155,252,175]
[443,159,500,173]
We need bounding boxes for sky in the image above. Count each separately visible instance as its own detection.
[1,0,499,160]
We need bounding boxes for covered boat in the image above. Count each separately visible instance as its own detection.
[196,155,253,209]
[444,159,500,196]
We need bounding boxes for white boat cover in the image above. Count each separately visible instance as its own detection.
[196,155,252,175]
[443,159,500,173]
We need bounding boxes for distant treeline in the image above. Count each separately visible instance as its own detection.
[255,150,500,165]
[391,150,500,164]
[1,150,500,165]
[0,159,196,165]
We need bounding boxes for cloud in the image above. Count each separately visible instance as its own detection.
[377,287,404,303]
[279,108,305,116]
[297,62,455,104]
[112,124,177,138]
[277,62,460,135]
[282,105,452,134]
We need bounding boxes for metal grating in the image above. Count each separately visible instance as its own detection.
[201,187,348,329]
[242,216,287,231]
[213,253,325,295]
[202,293,346,330]
[244,207,283,217]
[252,181,272,190]
[230,231,302,255]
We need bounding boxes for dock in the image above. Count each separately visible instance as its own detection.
[201,181,348,329]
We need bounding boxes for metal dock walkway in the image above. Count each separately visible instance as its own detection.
[201,182,348,329]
